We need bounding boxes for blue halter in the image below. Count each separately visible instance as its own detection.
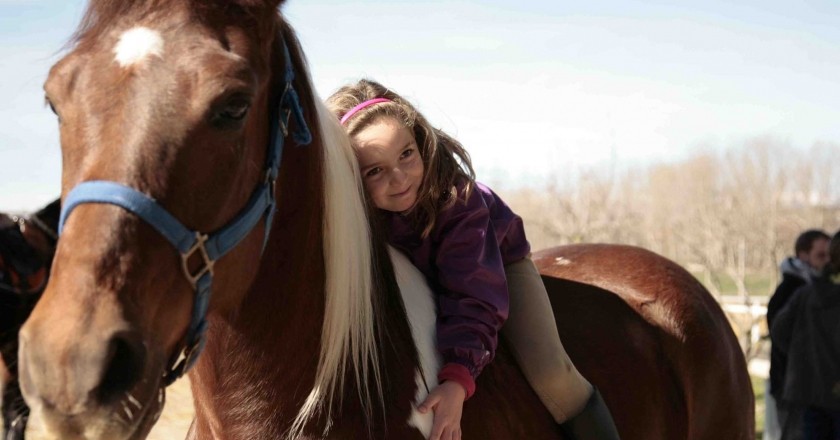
[57,42,312,386]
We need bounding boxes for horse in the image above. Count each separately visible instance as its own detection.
[16,1,754,439]
[0,200,59,440]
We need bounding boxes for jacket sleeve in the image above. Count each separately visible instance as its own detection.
[770,286,807,356]
[767,278,801,329]
[432,190,510,386]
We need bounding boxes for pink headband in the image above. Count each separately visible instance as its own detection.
[339,98,391,125]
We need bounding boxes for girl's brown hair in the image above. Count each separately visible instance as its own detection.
[327,79,475,237]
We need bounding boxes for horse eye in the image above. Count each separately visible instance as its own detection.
[210,95,251,130]
[210,97,251,129]
[221,99,250,121]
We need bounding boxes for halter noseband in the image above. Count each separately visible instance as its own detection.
[57,42,312,386]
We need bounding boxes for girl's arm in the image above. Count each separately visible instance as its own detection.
[432,186,512,395]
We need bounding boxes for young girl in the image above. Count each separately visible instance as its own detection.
[327,79,619,440]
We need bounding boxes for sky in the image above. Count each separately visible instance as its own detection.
[1,0,839,211]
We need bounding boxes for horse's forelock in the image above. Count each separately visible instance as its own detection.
[70,0,282,47]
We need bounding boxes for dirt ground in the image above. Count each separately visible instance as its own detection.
[26,378,195,440]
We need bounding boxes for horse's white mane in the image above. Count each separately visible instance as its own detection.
[287,96,382,437]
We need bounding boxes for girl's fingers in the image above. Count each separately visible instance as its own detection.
[440,426,452,440]
[418,391,440,413]
[444,428,453,440]
[439,423,461,440]
[430,422,444,440]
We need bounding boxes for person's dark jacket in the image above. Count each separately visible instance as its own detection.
[770,276,840,411]
[767,258,815,398]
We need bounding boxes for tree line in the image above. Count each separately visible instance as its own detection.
[502,139,840,297]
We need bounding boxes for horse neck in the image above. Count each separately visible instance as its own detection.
[188,19,422,436]
[185,22,327,437]
[187,110,422,440]
[187,130,326,438]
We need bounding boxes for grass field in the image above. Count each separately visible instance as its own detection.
[691,270,775,298]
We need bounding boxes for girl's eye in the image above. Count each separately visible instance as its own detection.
[365,167,382,178]
[400,148,415,159]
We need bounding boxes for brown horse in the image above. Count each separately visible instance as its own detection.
[0,201,59,440]
[16,0,753,439]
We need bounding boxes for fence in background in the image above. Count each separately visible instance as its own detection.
[720,295,769,378]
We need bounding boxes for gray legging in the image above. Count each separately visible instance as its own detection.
[502,257,593,423]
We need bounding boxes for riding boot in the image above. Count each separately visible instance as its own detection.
[559,387,621,440]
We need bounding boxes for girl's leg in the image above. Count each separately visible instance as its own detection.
[501,257,593,422]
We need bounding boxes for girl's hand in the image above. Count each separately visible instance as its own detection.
[417,381,466,440]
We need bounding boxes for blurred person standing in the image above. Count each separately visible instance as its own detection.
[766,229,830,440]
[771,230,840,440]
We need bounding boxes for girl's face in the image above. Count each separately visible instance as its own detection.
[353,116,424,213]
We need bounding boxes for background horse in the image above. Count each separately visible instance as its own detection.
[16,0,753,439]
[0,201,59,440]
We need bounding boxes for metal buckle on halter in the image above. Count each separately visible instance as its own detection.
[180,232,214,290]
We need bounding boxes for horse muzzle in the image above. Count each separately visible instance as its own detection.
[17,291,163,440]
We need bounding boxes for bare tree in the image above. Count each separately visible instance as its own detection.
[501,139,839,295]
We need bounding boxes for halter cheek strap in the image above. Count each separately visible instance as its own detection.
[58,41,312,386]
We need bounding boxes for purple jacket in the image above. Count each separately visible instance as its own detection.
[386,181,530,381]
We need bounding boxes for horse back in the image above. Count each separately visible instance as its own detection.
[534,244,754,440]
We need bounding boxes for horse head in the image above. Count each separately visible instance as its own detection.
[17,1,329,438]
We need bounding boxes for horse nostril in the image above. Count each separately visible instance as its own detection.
[96,331,146,404]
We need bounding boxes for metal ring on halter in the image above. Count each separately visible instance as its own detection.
[180,232,215,290]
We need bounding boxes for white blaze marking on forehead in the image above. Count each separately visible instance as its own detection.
[114,27,164,67]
